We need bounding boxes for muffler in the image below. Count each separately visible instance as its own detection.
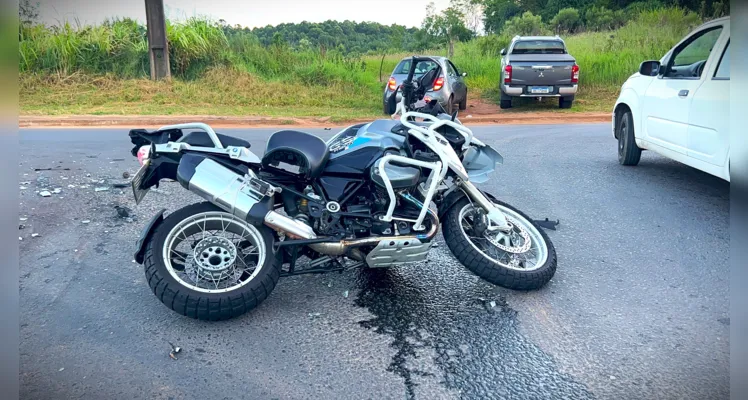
[177,154,276,223]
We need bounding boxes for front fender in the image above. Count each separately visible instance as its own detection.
[133,208,166,264]
[462,144,503,184]
[438,188,500,221]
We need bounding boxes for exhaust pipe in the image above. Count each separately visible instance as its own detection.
[177,155,440,257]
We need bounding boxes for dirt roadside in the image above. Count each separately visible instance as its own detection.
[19,99,611,128]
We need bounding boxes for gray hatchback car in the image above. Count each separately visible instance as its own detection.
[383,56,468,115]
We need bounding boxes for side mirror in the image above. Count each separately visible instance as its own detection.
[639,60,661,77]
[461,72,468,77]
[500,48,506,56]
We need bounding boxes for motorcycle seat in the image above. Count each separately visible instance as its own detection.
[180,131,251,149]
[262,130,330,179]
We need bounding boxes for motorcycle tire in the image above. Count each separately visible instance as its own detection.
[442,198,557,290]
[143,202,281,321]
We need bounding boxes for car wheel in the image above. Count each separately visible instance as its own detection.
[500,90,512,109]
[459,92,467,110]
[559,97,573,109]
[446,95,454,115]
[617,110,641,166]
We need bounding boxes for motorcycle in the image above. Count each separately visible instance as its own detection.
[128,56,557,321]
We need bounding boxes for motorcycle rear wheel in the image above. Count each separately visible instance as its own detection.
[443,198,557,290]
[143,202,280,320]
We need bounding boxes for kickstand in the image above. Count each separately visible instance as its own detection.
[533,218,560,231]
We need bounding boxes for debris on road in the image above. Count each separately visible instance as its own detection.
[489,301,497,308]
[39,191,51,197]
[112,182,129,188]
[20,186,27,190]
[168,342,182,360]
[58,368,64,372]
[67,184,76,188]
[114,205,131,218]
[52,188,62,194]
[20,181,30,185]
[94,187,110,192]
[18,237,22,241]
[31,233,40,238]
[308,312,321,318]
[82,220,91,224]
[534,218,560,231]
[20,217,27,221]
[343,290,349,298]
[34,167,70,171]
[19,224,25,230]
[122,171,130,179]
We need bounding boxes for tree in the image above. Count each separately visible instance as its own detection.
[585,6,615,31]
[502,11,546,36]
[550,7,580,33]
[482,0,521,34]
[454,0,485,35]
[422,1,473,57]
[19,0,39,25]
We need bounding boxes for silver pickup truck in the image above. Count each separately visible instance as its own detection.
[499,36,579,109]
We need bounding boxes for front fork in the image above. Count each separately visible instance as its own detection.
[460,180,512,232]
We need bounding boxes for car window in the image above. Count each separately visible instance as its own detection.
[714,41,729,79]
[666,26,723,78]
[511,40,565,54]
[394,60,438,75]
[446,62,457,77]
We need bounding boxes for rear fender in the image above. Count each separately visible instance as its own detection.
[133,208,167,264]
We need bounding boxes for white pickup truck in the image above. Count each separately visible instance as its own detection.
[613,16,730,181]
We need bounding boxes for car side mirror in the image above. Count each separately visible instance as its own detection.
[639,60,661,77]
[500,48,506,56]
[461,72,468,77]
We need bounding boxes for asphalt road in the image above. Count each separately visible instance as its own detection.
[19,123,729,400]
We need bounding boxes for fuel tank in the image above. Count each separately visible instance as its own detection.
[323,119,408,175]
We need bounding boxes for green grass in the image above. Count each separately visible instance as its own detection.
[19,7,704,118]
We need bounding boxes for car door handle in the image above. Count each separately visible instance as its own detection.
[678,89,689,98]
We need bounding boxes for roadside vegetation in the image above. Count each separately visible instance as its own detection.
[19,0,726,119]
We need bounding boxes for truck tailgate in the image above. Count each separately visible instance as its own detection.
[508,54,576,86]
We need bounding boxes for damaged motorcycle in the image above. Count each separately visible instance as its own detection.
[128,56,557,320]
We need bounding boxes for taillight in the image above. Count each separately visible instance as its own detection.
[433,76,444,91]
[388,77,397,91]
[504,65,512,83]
[571,64,579,83]
[137,145,151,166]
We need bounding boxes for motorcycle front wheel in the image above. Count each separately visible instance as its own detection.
[142,202,280,320]
[443,198,557,290]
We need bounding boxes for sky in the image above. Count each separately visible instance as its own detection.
[37,0,453,28]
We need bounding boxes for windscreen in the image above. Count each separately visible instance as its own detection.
[512,40,566,54]
[394,59,439,75]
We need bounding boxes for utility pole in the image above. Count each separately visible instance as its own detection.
[144,0,170,80]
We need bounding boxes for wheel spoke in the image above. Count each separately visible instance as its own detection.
[163,211,265,293]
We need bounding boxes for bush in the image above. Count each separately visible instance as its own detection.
[551,8,581,33]
[502,11,547,37]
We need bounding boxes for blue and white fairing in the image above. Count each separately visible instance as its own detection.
[325,118,502,183]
